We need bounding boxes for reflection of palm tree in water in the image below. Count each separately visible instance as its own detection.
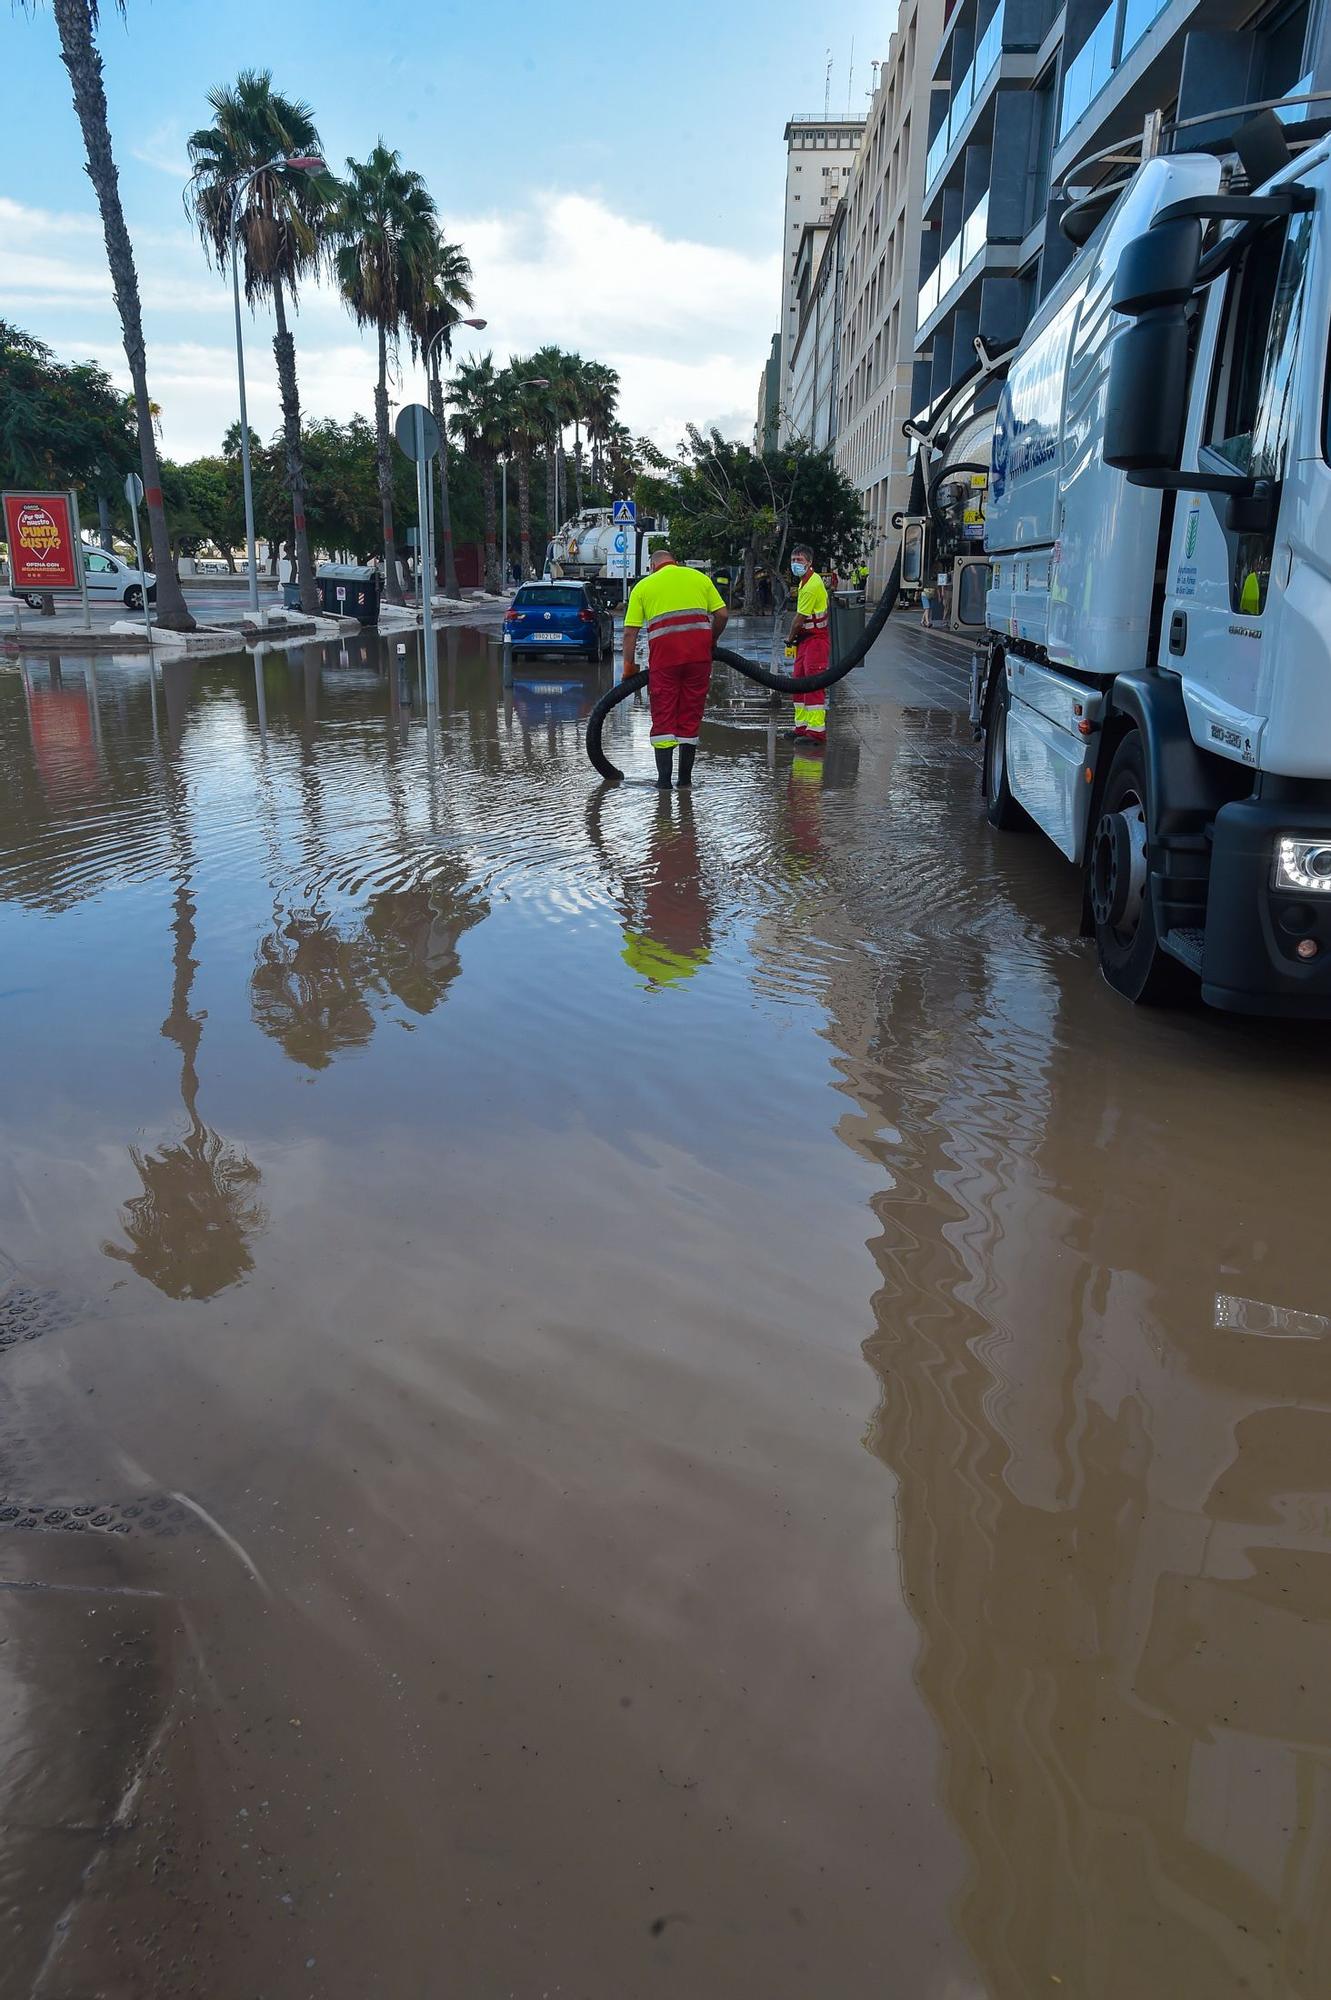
[251,879,487,1070]
[105,877,265,1300]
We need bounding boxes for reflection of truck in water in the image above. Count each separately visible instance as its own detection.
[921,107,1331,1018]
[545,509,668,587]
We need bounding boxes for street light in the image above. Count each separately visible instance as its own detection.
[503,376,549,586]
[229,153,325,619]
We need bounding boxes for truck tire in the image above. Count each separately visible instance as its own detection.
[983,676,1028,830]
[1088,730,1192,1004]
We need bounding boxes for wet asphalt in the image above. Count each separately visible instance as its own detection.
[1,614,1329,1999]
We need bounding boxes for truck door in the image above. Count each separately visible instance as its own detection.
[1161,206,1315,770]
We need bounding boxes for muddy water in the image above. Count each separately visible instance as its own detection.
[1,623,1328,1999]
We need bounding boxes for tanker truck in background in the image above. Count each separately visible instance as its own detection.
[546,509,669,589]
[917,102,1331,1017]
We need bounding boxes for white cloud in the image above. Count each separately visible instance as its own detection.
[13,189,778,461]
[130,121,192,180]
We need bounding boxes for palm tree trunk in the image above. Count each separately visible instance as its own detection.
[545,441,557,544]
[374,319,403,604]
[428,362,460,599]
[271,276,319,616]
[97,493,114,551]
[518,451,532,578]
[51,0,195,632]
[574,419,584,512]
[481,454,499,592]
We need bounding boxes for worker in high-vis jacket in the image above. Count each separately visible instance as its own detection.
[786,544,831,744]
[622,548,728,788]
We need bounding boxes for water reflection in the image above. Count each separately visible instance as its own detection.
[816,747,1331,1998]
[106,879,266,1301]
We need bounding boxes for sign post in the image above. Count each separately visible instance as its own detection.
[612,498,636,605]
[394,403,442,717]
[124,471,154,652]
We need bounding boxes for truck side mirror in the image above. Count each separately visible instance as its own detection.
[1111,216,1201,314]
[1225,480,1278,534]
[1104,308,1191,472]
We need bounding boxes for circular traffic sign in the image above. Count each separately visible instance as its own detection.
[394,403,442,461]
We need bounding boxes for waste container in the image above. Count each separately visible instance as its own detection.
[830,590,866,667]
[316,563,381,626]
[282,581,301,610]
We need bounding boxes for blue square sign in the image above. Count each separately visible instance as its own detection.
[612,499,636,524]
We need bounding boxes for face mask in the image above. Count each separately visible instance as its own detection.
[792,561,807,577]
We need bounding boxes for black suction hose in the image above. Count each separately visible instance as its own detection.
[585,551,903,783]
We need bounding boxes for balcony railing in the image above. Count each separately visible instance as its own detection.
[924,2,1006,194]
[916,189,992,330]
[1120,0,1169,62]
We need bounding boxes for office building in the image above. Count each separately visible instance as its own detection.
[835,0,946,594]
[778,113,865,440]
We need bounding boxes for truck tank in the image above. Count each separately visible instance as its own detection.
[985,151,1220,678]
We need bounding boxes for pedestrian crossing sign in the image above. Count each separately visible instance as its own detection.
[612,499,636,524]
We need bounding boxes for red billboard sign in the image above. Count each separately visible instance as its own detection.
[3,490,80,592]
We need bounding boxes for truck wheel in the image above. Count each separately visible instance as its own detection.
[983,676,1027,830]
[1088,731,1191,1004]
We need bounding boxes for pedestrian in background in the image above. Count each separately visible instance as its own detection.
[785,544,830,745]
[621,547,728,788]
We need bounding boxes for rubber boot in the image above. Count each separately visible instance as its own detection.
[677,744,696,787]
[654,746,674,789]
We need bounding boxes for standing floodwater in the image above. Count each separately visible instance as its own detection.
[1,622,1329,1999]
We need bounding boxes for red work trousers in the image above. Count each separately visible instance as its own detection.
[794,627,831,741]
[649,655,711,748]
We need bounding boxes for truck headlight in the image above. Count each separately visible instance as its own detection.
[1274,837,1331,892]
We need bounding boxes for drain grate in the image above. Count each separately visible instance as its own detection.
[0,1494,193,1538]
[0,1283,78,1352]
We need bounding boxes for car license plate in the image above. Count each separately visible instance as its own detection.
[530,633,562,642]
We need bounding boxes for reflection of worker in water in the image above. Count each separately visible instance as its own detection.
[621,547,728,789]
[786,544,830,745]
[620,793,713,990]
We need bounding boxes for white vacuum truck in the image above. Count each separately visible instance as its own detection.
[546,509,668,584]
[955,111,1331,1017]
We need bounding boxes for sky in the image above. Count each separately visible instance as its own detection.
[3,0,895,464]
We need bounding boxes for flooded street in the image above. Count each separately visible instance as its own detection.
[2,619,1329,1999]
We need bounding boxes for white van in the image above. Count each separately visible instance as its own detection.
[10,546,156,612]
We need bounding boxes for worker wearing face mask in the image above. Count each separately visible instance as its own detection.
[785,544,830,744]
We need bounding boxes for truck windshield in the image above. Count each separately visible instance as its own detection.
[515,587,585,608]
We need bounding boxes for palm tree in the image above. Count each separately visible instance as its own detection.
[186,71,336,615]
[40,2,195,629]
[334,144,438,605]
[581,362,620,497]
[408,235,473,601]
[500,367,551,579]
[449,354,505,591]
[525,345,573,534]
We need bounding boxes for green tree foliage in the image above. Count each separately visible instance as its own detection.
[639,429,868,606]
[0,320,136,500]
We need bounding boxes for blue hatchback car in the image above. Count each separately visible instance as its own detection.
[503,581,613,664]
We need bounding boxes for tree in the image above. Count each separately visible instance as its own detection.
[334,144,438,605]
[38,2,194,628]
[638,430,867,609]
[0,320,136,500]
[450,355,506,590]
[499,365,551,579]
[186,70,338,614]
[580,360,619,499]
[408,235,474,600]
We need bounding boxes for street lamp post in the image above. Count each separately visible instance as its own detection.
[228,152,324,621]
